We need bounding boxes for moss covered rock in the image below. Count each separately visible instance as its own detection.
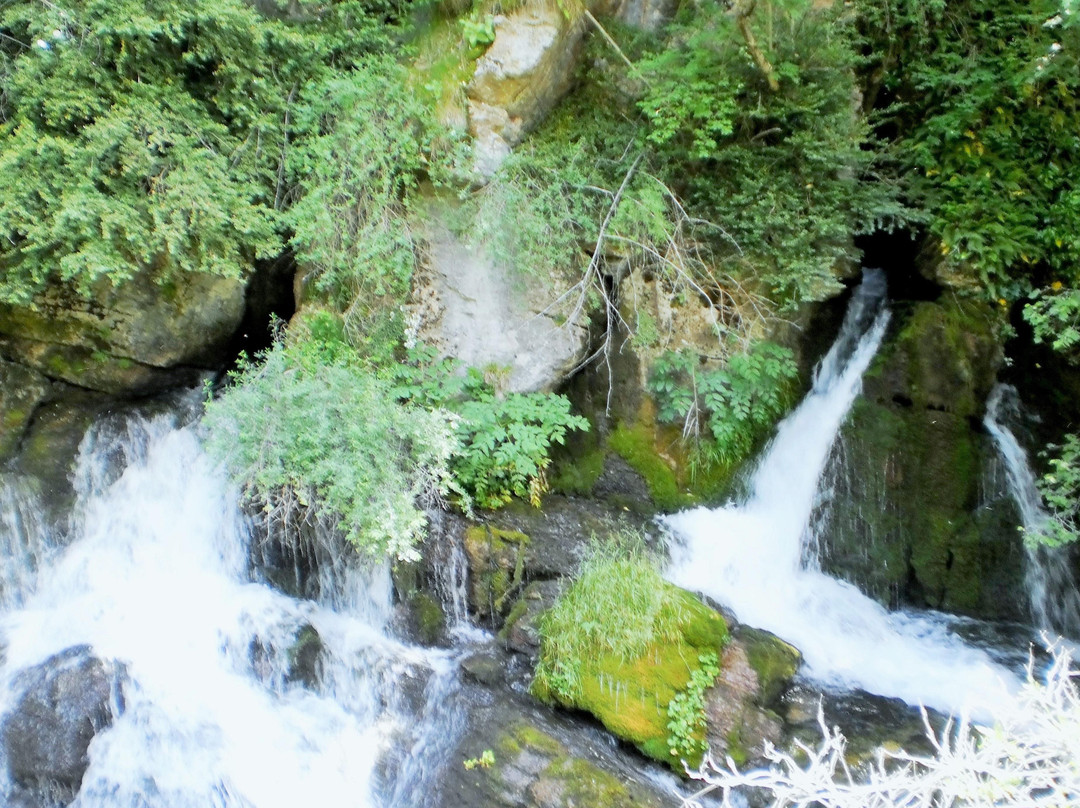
[532,586,728,770]
[0,266,245,394]
[819,297,1026,619]
[440,715,666,808]
[463,524,531,622]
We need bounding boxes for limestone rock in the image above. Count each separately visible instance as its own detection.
[0,361,50,461]
[1,647,126,805]
[0,267,245,394]
[409,211,589,393]
[466,2,585,176]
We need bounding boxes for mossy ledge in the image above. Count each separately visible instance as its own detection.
[532,586,728,771]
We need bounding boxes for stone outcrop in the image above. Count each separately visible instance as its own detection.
[0,267,245,395]
[408,207,590,393]
[1,647,126,807]
[819,297,1027,618]
[466,2,586,177]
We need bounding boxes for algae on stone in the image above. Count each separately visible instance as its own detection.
[463,524,531,621]
[533,582,728,770]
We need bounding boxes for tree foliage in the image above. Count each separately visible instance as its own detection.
[203,335,458,562]
[0,0,408,305]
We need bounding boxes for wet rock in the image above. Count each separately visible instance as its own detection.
[0,266,245,395]
[436,694,668,808]
[286,623,324,688]
[2,647,126,804]
[705,627,800,767]
[819,297,1026,619]
[463,524,531,623]
[781,681,939,767]
[0,361,51,463]
[500,580,562,660]
[461,649,507,688]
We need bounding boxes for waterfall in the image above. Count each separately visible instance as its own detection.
[664,270,1018,718]
[983,383,1080,638]
[0,410,467,807]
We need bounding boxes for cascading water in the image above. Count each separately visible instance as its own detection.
[0,409,468,807]
[983,383,1080,638]
[664,270,1018,718]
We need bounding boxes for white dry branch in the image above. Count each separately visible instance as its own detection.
[682,644,1080,808]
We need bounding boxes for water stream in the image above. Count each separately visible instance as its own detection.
[983,383,1080,638]
[664,270,1019,718]
[0,411,468,808]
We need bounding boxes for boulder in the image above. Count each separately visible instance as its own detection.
[1,647,126,804]
[466,2,586,177]
[436,702,668,808]
[705,627,800,767]
[0,266,245,394]
[409,208,590,393]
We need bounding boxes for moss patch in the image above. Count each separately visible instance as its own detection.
[738,627,801,707]
[534,586,728,771]
[463,524,530,620]
[608,421,687,511]
[479,719,662,808]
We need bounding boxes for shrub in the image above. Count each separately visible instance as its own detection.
[389,347,590,510]
[203,339,458,561]
[650,341,798,465]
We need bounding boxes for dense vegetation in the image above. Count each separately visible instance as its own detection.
[2,0,1078,545]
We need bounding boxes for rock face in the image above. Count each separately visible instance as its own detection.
[0,267,245,395]
[819,297,1027,619]
[466,2,586,177]
[2,647,126,806]
[705,626,800,767]
[409,210,590,393]
[0,361,51,460]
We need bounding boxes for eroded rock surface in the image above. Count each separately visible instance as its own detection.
[2,647,126,807]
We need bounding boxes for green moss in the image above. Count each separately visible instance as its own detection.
[550,446,606,496]
[489,721,655,808]
[608,422,687,511]
[463,524,530,619]
[537,584,727,772]
[739,627,801,707]
[409,591,446,645]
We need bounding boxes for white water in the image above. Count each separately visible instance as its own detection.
[0,411,467,807]
[664,271,1019,718]
[984,383,1080,638]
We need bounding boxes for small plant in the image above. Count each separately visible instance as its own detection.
[463,749,495,770]
[650,341,798,464]
[666,651,720,760]
[533,534,684,700]
[459,14,496,50]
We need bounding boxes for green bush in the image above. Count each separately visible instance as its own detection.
[204,339,458,561]
[650,341,798,465]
